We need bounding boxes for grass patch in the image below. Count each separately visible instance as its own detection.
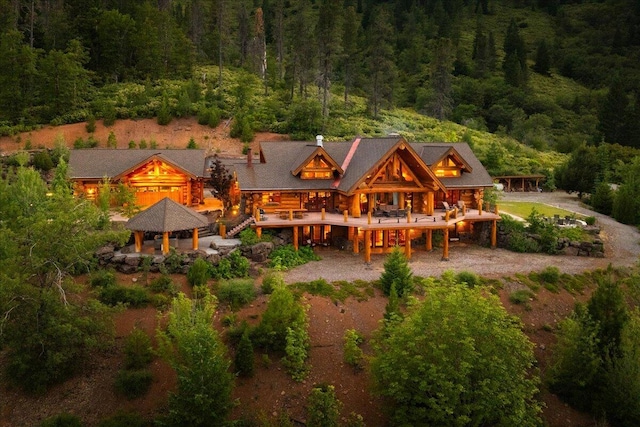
[509,289,536,305]
[500,201,584,220]
[291,279,374,302]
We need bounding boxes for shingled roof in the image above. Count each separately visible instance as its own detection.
[125,197,208,232]
[233,137,493,193]
[69,149,207,179]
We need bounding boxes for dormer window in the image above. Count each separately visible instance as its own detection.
[434,158,461,177]
[299,154,336,179]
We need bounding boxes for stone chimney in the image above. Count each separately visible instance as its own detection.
[247,147,252,167]
[316,134,324,147]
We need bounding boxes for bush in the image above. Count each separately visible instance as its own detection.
[86,115,96,133]
[343,329,364,371]
[114,369,153,399]
[509,289,535,304]
[187,258,211,287]
[33,151,54,171]
[234,327,255,377]
[124,328,154,369]
[99,285,150,307]
[217,278,256,310]
[282,325,310,381]
[268,245,320,270]
[253,284,307,352]
[187,137,197,149]
[228,250,250,277]
[307,384,342,427]
[40,413,83,427]
[239,228,260,246]
[211,258,232,280]
[585,216,596,226]
[455,271,480,288]
[90,269,117,288]
[148,274,177,294]
[98,412,145,427]
[539,266,560,284]
[261,270,284,294]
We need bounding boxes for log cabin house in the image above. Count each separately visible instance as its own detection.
[232,135,501,262]
[69,149,208,208]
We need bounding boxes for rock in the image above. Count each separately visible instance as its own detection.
[124,255,141,267]
[251,241,274,262]
[112,254,127,263]
[207,253,221,264]
[95,245,115,256]
[120,246,133,254]
[117,264,138,274]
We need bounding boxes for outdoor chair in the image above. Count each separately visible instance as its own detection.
[442,201,455,211]
[457,200,465,210]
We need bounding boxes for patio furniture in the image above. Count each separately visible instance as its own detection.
[442,201,455,211]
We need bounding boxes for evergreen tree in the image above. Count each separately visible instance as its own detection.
[379,247,413,297]
[533,39,551,76]
[235,326,255,377]
[598,77,629,145]
[340,6,361,106]
[503,19,528,87]
[472,23,489,77]
[428,38,454,120]
[317,0,343,122]
[0,30,37,123]
[365,6,396,118]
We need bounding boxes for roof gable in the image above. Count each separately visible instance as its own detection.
[431,147,473,174]
[114,154,197,181]
[341,137,446,195]
[291,146,344,177]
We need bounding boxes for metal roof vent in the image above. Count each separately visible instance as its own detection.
[316,134,324,147]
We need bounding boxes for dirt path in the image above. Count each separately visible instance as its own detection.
[284,191,640,284]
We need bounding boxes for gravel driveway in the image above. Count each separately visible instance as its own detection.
[284,191,640,283]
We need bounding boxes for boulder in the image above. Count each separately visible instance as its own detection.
[117,264,138,274]
[96,245,115,257]
[124,255,141,267]
[251,241,274,263]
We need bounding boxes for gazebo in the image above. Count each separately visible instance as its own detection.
[125,197,209,255]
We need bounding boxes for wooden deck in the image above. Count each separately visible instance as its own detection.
[254,208,500,231]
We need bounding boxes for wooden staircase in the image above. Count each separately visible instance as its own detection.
[226,216,255,238]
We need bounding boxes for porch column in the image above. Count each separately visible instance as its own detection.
[426,229,433,251]
[383,231,388,250]
[134,230,143,253]
[398,192,405,209]
[255,227,262,238]
[426,192,434,215]
[491,220,497,249]
[187,180,192,205]
[353,230,359,254]
[162,232,170,255]
[404,229,411,259]
[442,228,449,261]
[192,227,199,250]
[293,226,299,250]
[364,230,371,263]
[368,194,376,213]
[321,207,325,220]
[350,195,361,218]
[348,227,355,240]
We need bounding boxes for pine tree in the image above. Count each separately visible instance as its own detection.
[472,23,489,77]
[533,39,551,75]
[428,38,454,120]
[317,0,343,122]
[503,19,527,87]
[341,6,360,106]
[598,77,629,145]
[365,6,396,118]
[379,247,413,297]
[235,326,255,377]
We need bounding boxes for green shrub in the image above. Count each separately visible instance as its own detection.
[86,115,96,133]
[539,266,560,284]
[229,250,250,277]
[187,137,197,149]
[282,325,310,382]
[124,328,154,370]
[114,369,153,399]
[33,151,54,171]
[212,258,232,280]
[307,384,342,427]
[138,139,147,149]
[261,270,284,294]
[90,269,117,288]
[379,247,413,297]
[187,258,211,287]
[509,289,535,305]
[343,329,364,371]
[268,245,320,270]
[162,249,185,273]
[585,216,596,226]
[98,412,145,427]
[253,285,307,352]
[128,140,136,149]
[234,327,255,377]
[148,274,177,294]
[455,271,480,288]
[40,413,83,427]
[217,278,256,310]
[99,285,150,307]
[239,228,260,246]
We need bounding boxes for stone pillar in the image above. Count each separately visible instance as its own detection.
[442,228,449,261]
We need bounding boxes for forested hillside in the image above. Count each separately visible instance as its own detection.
[2,0,640,212]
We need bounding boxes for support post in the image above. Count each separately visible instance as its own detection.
[256,227,262,239]
[364,230,371,263]
[491,220,497,249]
[404,229,411,259]
[192,227,199,250]
[289,209,293,221]
[343,209,348,222]
[321,207,326,220]
[293,226,299,251]
[442,228,449,261]
[348,227,355,240]
[219,223,226,239]
[478,199,483,215]
[368,211,372,224]
[426,229,433,251]
[353,230,359,254]
[134,230,143,253]
[406,211,411,223]
[163,232,170,255]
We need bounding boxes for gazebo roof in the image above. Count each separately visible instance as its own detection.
[125,198,209,232]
